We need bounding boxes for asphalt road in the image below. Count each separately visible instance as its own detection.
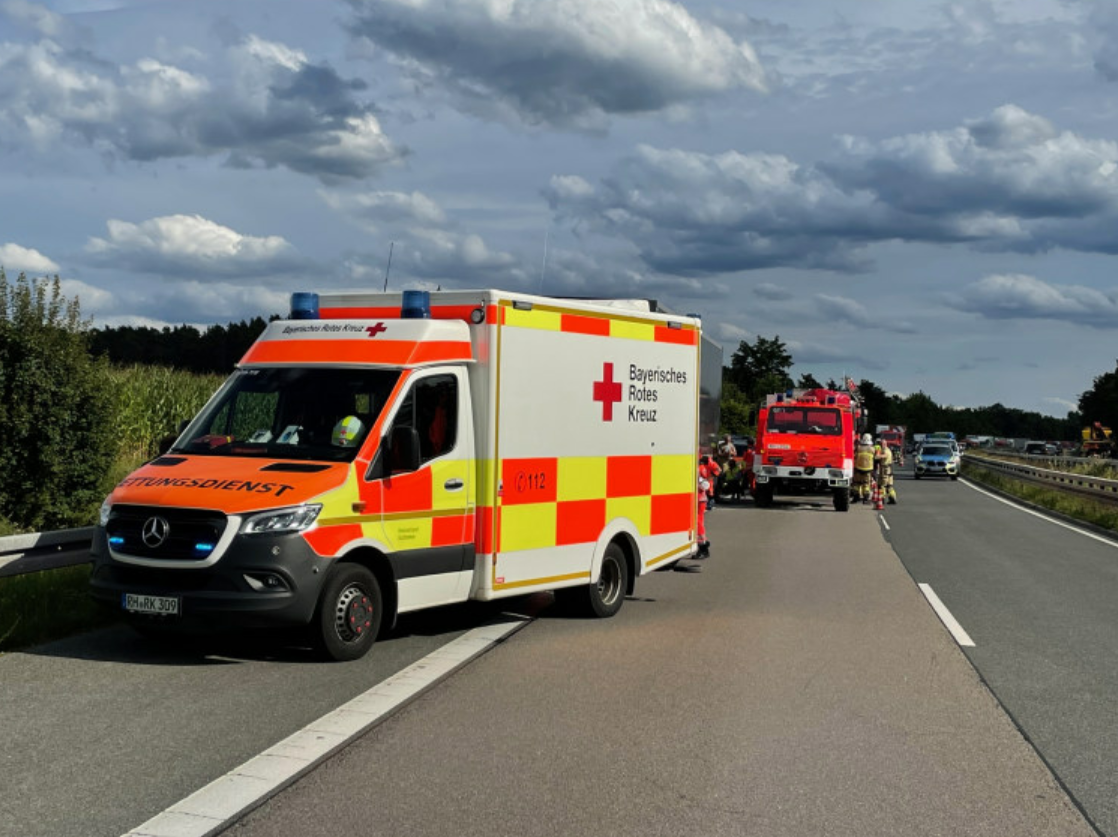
[0,600,536,837]
[3,479,1110,837]
[229,499,1092,837]
[884,465,1118,836]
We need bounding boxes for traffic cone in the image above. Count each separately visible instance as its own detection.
[873,481,884,510]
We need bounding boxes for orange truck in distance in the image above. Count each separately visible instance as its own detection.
[91,290,705,660]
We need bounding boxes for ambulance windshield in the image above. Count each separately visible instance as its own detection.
[172,367,401,462]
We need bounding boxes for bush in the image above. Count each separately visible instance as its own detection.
[0,272,117,529]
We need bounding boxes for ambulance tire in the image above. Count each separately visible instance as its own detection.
[754,484,774,508]
[833,487,850,512]
[313,563,382,662]
[563,543,628,619]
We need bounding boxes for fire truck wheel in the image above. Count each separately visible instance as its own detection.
[754,484,774,508]
[833,487,850,512]
[313,563,382,662]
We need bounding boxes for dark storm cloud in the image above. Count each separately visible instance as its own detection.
[547,106,1118,275]
[951,273,1118,328]
[343,0,767,129]
[0,32,406,180]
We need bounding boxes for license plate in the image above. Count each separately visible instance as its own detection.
[122,593,180,616]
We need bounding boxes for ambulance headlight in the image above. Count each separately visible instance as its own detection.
[99,496,113,528]
[242,504,322,535]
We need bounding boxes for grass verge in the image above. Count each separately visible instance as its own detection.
[0,565,118,654]
[962,461,1118,534]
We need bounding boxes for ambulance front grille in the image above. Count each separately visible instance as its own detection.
[106,505,228,561]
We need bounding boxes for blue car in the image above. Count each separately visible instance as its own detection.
[914,444,959,480]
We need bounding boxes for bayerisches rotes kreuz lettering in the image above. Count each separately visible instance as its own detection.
[592,361,688,423]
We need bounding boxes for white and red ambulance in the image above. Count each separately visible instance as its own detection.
[91,289,707,659]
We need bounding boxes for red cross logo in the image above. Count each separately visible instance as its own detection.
[366,322,387,337]
[593,362,623,421]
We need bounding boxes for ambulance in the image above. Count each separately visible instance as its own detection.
[90,289,706,660]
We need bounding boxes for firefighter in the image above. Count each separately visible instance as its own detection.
[853,432,875,503]
[875,438,898,504]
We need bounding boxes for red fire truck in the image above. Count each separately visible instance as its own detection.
[751,388,866,512]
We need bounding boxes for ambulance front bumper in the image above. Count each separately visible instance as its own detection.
[89,527,332,630]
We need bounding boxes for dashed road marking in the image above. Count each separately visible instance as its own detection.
[918,583,975,647]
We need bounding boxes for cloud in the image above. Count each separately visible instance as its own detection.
[2,0,67,36]
[320,189,448,229]
[1042,396,1078,412]
[0,33,406,180]
[0,242,60,274]
[952,272,1118,327]
[754,282,793,301]
[548,105,1118,275]
[84,214,308,278]
[344,0,767,129]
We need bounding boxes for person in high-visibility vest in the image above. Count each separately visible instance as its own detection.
[853,433,875,503]
[875,439,898,504]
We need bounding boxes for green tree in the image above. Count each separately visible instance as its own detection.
[0,272,116,529]
[1079,362,1118,431]
[796,372,823,389]
[719,380,753,435]
[728,335,793,403]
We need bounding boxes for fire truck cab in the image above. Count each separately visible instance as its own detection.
[751,388,864,512]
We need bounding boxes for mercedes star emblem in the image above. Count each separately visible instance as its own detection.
[142,516,170,548]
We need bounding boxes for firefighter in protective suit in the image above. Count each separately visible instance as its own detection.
[853,433,875,503]
[875,439,898,504]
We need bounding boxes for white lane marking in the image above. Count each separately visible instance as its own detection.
[918,583,975,647]
[961,478,1118,550]
[122,618,529,837]
[878,515,890,531]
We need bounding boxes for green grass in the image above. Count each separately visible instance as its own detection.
[0,564,118,654]
[963,461,1118,534]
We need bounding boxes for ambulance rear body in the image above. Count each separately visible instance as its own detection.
[90,290,702,659]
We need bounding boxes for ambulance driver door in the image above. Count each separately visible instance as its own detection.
[377,369,474,607]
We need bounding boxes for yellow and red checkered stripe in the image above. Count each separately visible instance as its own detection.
[317,300,699,346]
[474,454,695,556]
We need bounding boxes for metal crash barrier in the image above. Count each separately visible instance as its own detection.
[0,527,95,579]
[963,453,1118,506]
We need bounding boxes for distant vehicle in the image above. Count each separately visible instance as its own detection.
[914,443,960,480]
[1023,441,1057,456]
[1081,422,1113,457]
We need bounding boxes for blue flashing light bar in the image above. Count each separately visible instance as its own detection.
[108,536,125,547]
[401,289,431,319]
[290,292,320,320]
[194,542,216,555]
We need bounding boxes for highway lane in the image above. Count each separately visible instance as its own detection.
[229,501,1092,837]
[883,465,1118,836]
[0,599,538,837]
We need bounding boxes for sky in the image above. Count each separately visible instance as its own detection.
[1,0,1115,416]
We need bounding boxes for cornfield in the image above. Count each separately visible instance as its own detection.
[106,365,225,463]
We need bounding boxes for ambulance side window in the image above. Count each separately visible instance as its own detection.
[390,375,458,465]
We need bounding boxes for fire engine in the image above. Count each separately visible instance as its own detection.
[91,289,708,660]
[751,387,866,512]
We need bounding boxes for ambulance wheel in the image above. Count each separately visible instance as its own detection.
[833,487,850,512]
[754,484,774,507]
[313,564,382,662]
[568,543,628,619]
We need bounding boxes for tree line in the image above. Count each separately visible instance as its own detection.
[721,334,1087,442]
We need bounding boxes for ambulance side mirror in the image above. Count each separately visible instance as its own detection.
[386,426,422,474]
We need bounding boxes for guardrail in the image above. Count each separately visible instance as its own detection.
[0,528,95,579]
[963,453,1118,505]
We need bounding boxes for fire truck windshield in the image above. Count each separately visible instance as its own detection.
[768,407,842,435]
[172,367,402,461]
